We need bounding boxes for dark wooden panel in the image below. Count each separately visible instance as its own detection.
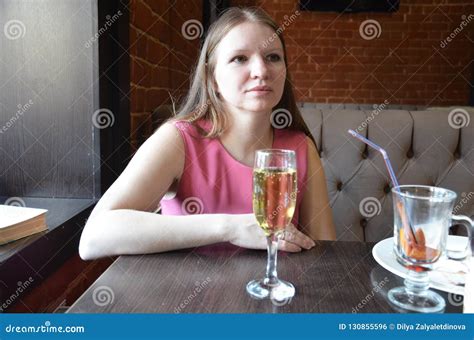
[0,201,95,307]
[0,0,130,314]
[7,254,114,313]
[0,0,99,198]
[98,0,131,195]
[0,196,94,261]
[67,241,463,313]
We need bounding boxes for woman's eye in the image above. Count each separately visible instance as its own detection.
[266,54,282,62]
[231,55,247,64]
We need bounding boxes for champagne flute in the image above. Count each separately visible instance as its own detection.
[246,149,297,302]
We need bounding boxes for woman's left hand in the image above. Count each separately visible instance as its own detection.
[279,223,316,252]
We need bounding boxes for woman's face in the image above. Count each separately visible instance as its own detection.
[213,22,286,116]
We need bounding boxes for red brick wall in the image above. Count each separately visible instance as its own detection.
[129,0,474,146]
[232,0,474,106]
[129,0,202,149]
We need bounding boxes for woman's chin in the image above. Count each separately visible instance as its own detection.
[244,100,280,113]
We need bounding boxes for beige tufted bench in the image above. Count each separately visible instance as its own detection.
[300,104,474,242]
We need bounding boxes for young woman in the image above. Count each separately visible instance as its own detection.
[79,7,336,260]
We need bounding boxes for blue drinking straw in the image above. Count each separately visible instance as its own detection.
[348,130,400,190]
[348,129,418,243]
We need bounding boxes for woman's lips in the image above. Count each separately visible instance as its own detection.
[247,86,272,95]
[248,86,271,92]
[247,90,272,96]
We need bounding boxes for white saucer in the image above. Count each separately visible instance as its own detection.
[372,236,470,296]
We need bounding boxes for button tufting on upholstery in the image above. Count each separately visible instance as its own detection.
[336,182,343,191]
[360,218,368,228]
[384,185,391,194]
[454,151,461,160]
[361,150,368,159]
[406,150,414,159]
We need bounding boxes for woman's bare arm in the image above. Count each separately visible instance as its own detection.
[299,136,337,241]
[79,123,233,259]
[80,209,245,260]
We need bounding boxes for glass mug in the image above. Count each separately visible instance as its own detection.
[388,185,473,313]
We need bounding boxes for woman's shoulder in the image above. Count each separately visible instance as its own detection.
[168,118,211,138]
[151,120,185,142]
[145,122,186,164]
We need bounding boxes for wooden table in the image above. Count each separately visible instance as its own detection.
[67,241,463,313]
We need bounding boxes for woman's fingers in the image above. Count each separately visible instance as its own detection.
[282,226,316,250]
[279,240,302,252]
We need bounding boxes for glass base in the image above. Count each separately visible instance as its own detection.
[246,278,295,303]
[387,287,445,313]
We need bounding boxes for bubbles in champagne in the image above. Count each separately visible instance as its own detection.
[253,168,297,235]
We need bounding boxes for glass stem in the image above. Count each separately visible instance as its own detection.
[264,234,279,286]
[404,269,429,297]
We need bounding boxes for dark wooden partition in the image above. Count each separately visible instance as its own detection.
[0,0,130,312]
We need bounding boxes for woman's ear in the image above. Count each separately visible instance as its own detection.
[208,64,220,98]
[213,80,220,98]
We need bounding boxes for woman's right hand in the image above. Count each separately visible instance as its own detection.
[227,214,315,252]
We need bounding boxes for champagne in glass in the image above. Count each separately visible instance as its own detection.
[253,167,297,236]
[246,149,297,303]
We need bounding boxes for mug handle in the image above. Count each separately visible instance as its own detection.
[449,215,473,260]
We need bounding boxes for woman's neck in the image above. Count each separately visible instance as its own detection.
[219,111,273,167]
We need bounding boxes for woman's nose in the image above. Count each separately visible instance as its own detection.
[250,57,269,79]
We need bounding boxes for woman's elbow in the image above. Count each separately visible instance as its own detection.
[79,232,97,260]
[78,218,102,260]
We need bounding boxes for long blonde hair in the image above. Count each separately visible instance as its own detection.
[173,7,315,145]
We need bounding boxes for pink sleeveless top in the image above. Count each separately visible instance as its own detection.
[160,120,308,227]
